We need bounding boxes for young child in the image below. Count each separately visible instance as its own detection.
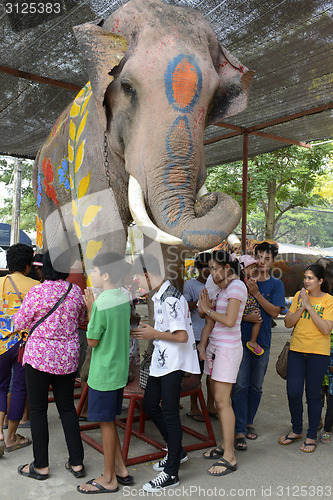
[238,255,264,356]
[77,252,134,494]
[131,254,200,492]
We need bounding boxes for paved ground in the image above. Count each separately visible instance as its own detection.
[1,316,332,499]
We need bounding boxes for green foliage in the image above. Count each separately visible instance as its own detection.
[0,157,36,233]
[206,143,333,241]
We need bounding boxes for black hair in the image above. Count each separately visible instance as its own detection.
[33,253,43,264]
[28,253,44,281]
[6,243,34,273]
[315,258,333,295]
[133,254,161,277]
[305,264,330,293]
[194,252,211,269]
[93,251,128,284]
[42,250,70,281]
[210,250,243,281]
[254,241,278,258]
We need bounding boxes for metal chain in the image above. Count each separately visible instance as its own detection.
[104,131,112,188]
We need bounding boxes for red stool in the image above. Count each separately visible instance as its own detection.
[77,368,216,466]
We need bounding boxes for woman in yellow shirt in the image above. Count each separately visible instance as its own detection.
[279,264,333,453]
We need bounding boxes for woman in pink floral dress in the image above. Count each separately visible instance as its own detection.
[13,250,86,481]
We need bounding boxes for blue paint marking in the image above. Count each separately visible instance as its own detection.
[164,54,202,113]
[162,53,202,228]
[165,116,193,162]
[162,194,185,228]
[163,162,191,191]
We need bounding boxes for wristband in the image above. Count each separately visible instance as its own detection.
[206,309,212,317]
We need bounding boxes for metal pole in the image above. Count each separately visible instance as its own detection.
[241,132,248,254]
[10,159,22,245]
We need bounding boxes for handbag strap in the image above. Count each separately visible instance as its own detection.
[26,282,73,341]
[8,275,23,303]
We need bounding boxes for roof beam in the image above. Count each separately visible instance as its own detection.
[0,65,81,92]
[205,102,333,148]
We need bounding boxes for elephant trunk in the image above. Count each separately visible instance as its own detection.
[128,175,241,251]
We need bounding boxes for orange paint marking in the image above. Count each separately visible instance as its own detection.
[173,58,198,108]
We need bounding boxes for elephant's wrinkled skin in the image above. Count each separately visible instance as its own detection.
[33,0,253,269]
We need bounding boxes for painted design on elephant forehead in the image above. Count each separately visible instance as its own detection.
[164,54,202,113]
[162,54,202,227]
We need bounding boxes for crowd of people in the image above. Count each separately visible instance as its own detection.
[1,241,333,493]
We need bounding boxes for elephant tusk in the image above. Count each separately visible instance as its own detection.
[227,233,241,248]
[128,175,182,246]
[196,184,208,199]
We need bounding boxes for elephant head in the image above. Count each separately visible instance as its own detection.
[72,0,254,251]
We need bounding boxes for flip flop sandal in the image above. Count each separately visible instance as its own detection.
[234,436,247,450]
[246,342,264,356]
[77,479,119,494]
[6,434,32,452]
[65,461,86,478]
[301,442,317,453]
[202,445,224,459]
[246,426,258,440]
[0,441,5,457]
[278,434,302,445]
[116,474,134,485]
[17,463,49,481]
[186,412,205,423]
[207,458,237,476]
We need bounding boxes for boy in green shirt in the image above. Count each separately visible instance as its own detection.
[77,252,133,494]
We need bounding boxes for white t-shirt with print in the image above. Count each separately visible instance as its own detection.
[150,280,200,377]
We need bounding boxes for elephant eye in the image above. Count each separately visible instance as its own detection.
[121,81,134,95]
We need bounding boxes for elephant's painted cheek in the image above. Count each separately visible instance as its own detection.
[162,55,203,229]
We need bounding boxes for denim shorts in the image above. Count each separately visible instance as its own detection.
[87,386,124,422]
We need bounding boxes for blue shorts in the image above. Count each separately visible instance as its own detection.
[87,386,124,422]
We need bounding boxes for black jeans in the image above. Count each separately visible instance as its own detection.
[142,370,184,476]
[25,363,84,468]
[324,393,333,432]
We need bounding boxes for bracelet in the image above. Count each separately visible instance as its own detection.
[206,309,212,317]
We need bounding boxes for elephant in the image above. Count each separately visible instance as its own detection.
[32,0,254,278]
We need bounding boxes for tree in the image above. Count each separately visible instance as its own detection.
[0,156,37,233]
[206,143,333,240]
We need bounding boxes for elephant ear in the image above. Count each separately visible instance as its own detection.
[73,20,128,129]
[206,44,255,126]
